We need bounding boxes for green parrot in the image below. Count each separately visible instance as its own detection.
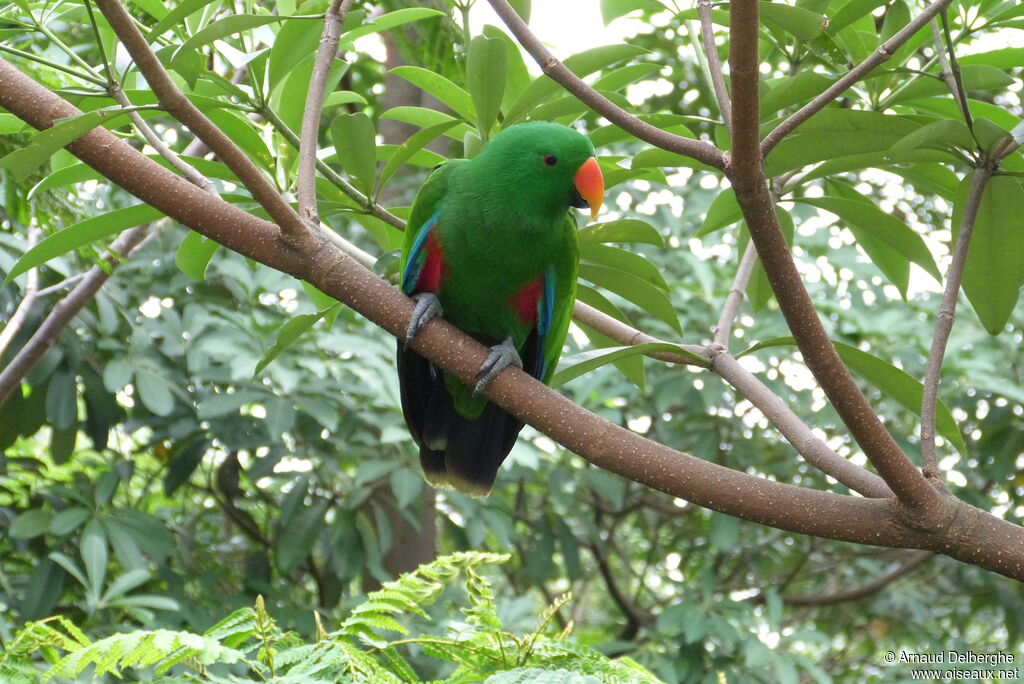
[397,121,604,496]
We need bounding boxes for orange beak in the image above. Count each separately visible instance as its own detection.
[574,156,604,222]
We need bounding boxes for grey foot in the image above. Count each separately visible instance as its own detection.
[474,337,522,394]
[406,292,443,342]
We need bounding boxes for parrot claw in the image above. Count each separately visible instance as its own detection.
[474,337,522,394]
[406,292,443,343]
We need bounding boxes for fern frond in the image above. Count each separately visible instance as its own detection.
[338,552,510,645]
[42,630,248,681]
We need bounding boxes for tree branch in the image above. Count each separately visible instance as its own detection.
[93,0,311,246]
[485,0,727,171]
[298,0,354,225]
[0,223,153,404]
[6,58,1024,581]
[920,168,991,481]
[929,16,971,129]
[697,0,732,135]
[712,241,756,348]
[708,351,892,498]
[727,0,940,513]
[761,0,954,155]
[763,551,933,606]
[0,228,40,359]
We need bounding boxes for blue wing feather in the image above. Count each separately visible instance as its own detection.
[400,209,441,295]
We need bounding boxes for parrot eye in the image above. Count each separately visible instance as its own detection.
[543,154,557,166]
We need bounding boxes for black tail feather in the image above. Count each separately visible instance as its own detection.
[396,329,543,496]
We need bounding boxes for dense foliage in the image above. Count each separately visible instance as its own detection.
[1,0,1022,681]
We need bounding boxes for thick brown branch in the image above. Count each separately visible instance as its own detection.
[93,0,311,245]
[728,1,939,513]
[5,59,1024,581]
[761,0,955,155]
[485,0,727,171]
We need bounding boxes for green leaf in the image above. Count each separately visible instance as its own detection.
[50,507,91,536]
[390,66,476,122]
[255,304,341,376]
[46,371,77,431]
[765,110,918,175]
[827,0,886,34]
[709,512,740,551]
[80,519,109,599]
[795,196,940,281]
[390,469,424,509]
[577,218,664,247]
[276,497,329,573]
[175,230,220,280]
[699,187,742,236]
[134,369,175,417]
[760,3,827,41]
[578,263,681,333]
[173,14,311,61]
[330,112,378,197]
[740,337,965,452]
[888,65,1015,105]
[4,204,165,284]
[888,119,975,158]
[954,174,1024,335]
[467,35,508,137]
[592,63,662,92]
[147,0,219,38]
[600,0,664,24]
[19,559,66,620]
[760,71,834,115]
[504,44,649,125]
[101,568,151,604]
[0,109,130,182]
[745,208,794,312]
[163,437,210,495]
[579,243,669,291]
[339,7,444,44]
[551,342,702,387]
[10,509,53,539]
[0,113,27,134]
[377,120,460,195]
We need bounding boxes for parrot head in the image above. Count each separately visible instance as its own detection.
[476,121,604,222]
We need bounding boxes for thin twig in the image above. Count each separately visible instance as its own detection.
[486,0,726,171]
[263,106,405,230]
[298,0,355,225]
[34,273,86,297]
[920,167,991,481]
[94,0,311,246]
[709,351,892,498]
[697,0,731,135]
[576,301,889,497]
[761,0,955,155]
[929,16,971,129]
[0,228,41,358]
[712,241,756,348]
[763,551,932,606]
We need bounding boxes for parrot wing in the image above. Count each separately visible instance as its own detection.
[400,160,463,295]
[539,214,579,383]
